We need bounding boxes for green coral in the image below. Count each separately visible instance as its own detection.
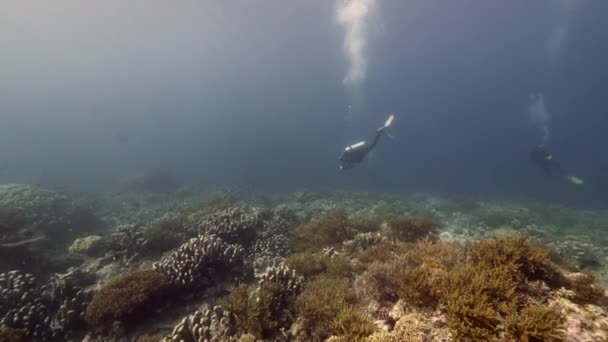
[85,270,170,328]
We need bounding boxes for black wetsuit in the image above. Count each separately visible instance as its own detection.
[530,146,565,177]
[339,128,386,170]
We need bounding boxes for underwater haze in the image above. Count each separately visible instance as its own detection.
[1,0,608,205]
[4,2,608,341]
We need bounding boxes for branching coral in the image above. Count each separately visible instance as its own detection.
[42,268,95,338]
[353,240,409,264]
[255,263,303,336]
[84,270,169,328]
[439,264,519,340]
[356,239,459,305]
[107,224,148,262]
[563,272,606,305]
[153,234,244,289]
[164,305,237,342]
[330,306,376,340]
[0,270,51,339]
[295,276,359,340]
[433,236,569,340]
[468,235,559,286]
[503,305,564,341]
[216,264,303,339]
[185,206,264,246]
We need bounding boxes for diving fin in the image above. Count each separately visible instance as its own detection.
[377,114,395,133]
[384,114,395,128]
[567,175,584,185]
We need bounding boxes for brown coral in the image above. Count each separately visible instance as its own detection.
[439,264,519,340]
[85,270,170,328]
[290,209,356,252]
[295,276,358,340]
[285,251,356,280]
[503,305,564,341]
[217,284,262,337]
[330,306,376,340]
[468,235,560,286]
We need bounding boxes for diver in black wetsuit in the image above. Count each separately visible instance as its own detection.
[530,145,583,185]
[530,145,565,177]
[339,114,394,171]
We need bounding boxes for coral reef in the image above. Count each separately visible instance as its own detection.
[106,224,149,263]
[164,305,237,342]
[42,268,95,338]
[343,232,386,254]
[143,213,189,253]
[386,215,439,242]
[68,235,106,257]
[255,263,303,336]
[0,184,102,245]
[549,288,608,341]
[185,206,265,246]
[503,305,564,341]
[1,189,608,340]
[285,251,355,280]
[0,270,51,339]
[265,207,299,237]
[85,270,169,328]
[215,263,303,339]
[216,284,261,337]
[290,209,357,252]
[329,306,376,340]
[153,235,244,288]
[295,276,360,340]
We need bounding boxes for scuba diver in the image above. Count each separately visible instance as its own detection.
[339,114,395,171]
[530,145,583,185]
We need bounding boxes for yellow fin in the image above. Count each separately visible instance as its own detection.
[567,175,583,185]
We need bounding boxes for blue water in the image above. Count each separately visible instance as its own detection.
[0,0,606,207]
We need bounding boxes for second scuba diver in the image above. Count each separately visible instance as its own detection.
[339,114,395,171]
[530,145,583,185]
